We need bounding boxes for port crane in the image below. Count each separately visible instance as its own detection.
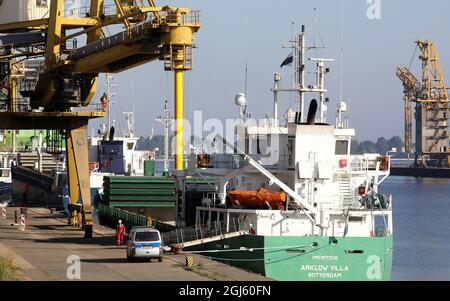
[397,40,450,167]
[0,0,200,237]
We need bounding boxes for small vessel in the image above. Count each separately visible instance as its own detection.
[181,25,394,281]
[10,114,152,211]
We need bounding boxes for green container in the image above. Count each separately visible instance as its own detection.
[108,189,175,196]
[105,183,175,189]
[104,176,175,184]
[144,160,155,176]
[108,195,175,202]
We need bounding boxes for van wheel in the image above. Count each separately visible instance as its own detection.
[158,257,163,263]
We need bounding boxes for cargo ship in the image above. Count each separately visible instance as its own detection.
[390,166,450,178]
[180,25,394,281]
[10,119,152,211]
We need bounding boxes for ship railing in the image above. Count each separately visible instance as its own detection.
[161,218,250,246]
[349,155,390,175]
[338,195,362,210]
[348,157,376,173]
[336,195,393,212]
[315,193,391,211]
[95,202,176,233]
[314,195,361,211]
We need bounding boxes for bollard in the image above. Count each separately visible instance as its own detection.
[185,256,194,268]
[19,214,26,231]
[1,206,6,220]
[20,207,28,219]
[14,210,18,224]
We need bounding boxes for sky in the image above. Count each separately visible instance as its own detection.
[87,0,450,141]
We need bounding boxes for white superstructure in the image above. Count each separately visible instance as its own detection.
[185,24,393,240]
[0,0,51,24]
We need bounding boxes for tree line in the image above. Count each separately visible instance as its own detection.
[138,135,405,156]
[351,136,404,155]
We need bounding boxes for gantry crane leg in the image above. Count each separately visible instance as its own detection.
[405,96,413,154]
[66,125,93,238]
[174,70,184,170]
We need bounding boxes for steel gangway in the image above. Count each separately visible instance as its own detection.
[161,218,250,249]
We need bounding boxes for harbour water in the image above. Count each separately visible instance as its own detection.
[381,176,450,281]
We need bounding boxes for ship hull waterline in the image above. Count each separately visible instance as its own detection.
[185,234,393,281]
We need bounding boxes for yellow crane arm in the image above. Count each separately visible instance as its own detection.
[396,66,420,96]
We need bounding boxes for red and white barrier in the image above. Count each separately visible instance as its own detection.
[19,214,26,231]
[1,206,6,220]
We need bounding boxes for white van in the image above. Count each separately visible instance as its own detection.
[126,226,163,262]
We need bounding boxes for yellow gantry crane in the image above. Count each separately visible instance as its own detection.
[397,40,450,166]
[0,0,200,237]
[397,66,420,154]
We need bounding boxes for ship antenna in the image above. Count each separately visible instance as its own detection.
[337,0,348,129]
[310,6,325,53]
[338,0,345,105]
[245,19,249,98]
[242,18,249,118]
[289,20,296,112]
[245,18,249,99]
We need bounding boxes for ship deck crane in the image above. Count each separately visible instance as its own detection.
[0,0,201,237]
[397,40,450,166]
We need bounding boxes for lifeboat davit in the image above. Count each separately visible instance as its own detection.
[227,188,286,210]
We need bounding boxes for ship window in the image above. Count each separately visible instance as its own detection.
[256,135,270,155]
[257,136,261,154]
[349,216,364,222]
[127,142,134,150]
[36,0,48,7]
[335,140,349,155]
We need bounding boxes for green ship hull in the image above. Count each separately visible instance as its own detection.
[186,234,393,281]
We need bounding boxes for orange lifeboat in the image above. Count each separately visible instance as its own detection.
[89,162,99,171]
[227,188,286,210]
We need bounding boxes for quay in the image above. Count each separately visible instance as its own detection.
[0,207,269,281]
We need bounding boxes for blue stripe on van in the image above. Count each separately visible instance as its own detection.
[135,242,161,248]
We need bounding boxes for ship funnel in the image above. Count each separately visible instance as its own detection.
[109,126,115,142]
[307,99,318,125]
[295,112,301,125]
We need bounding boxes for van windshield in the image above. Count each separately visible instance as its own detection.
[135,231,159,242]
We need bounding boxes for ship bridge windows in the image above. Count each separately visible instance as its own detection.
[335,140,349,155]
[248,135,270,155]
